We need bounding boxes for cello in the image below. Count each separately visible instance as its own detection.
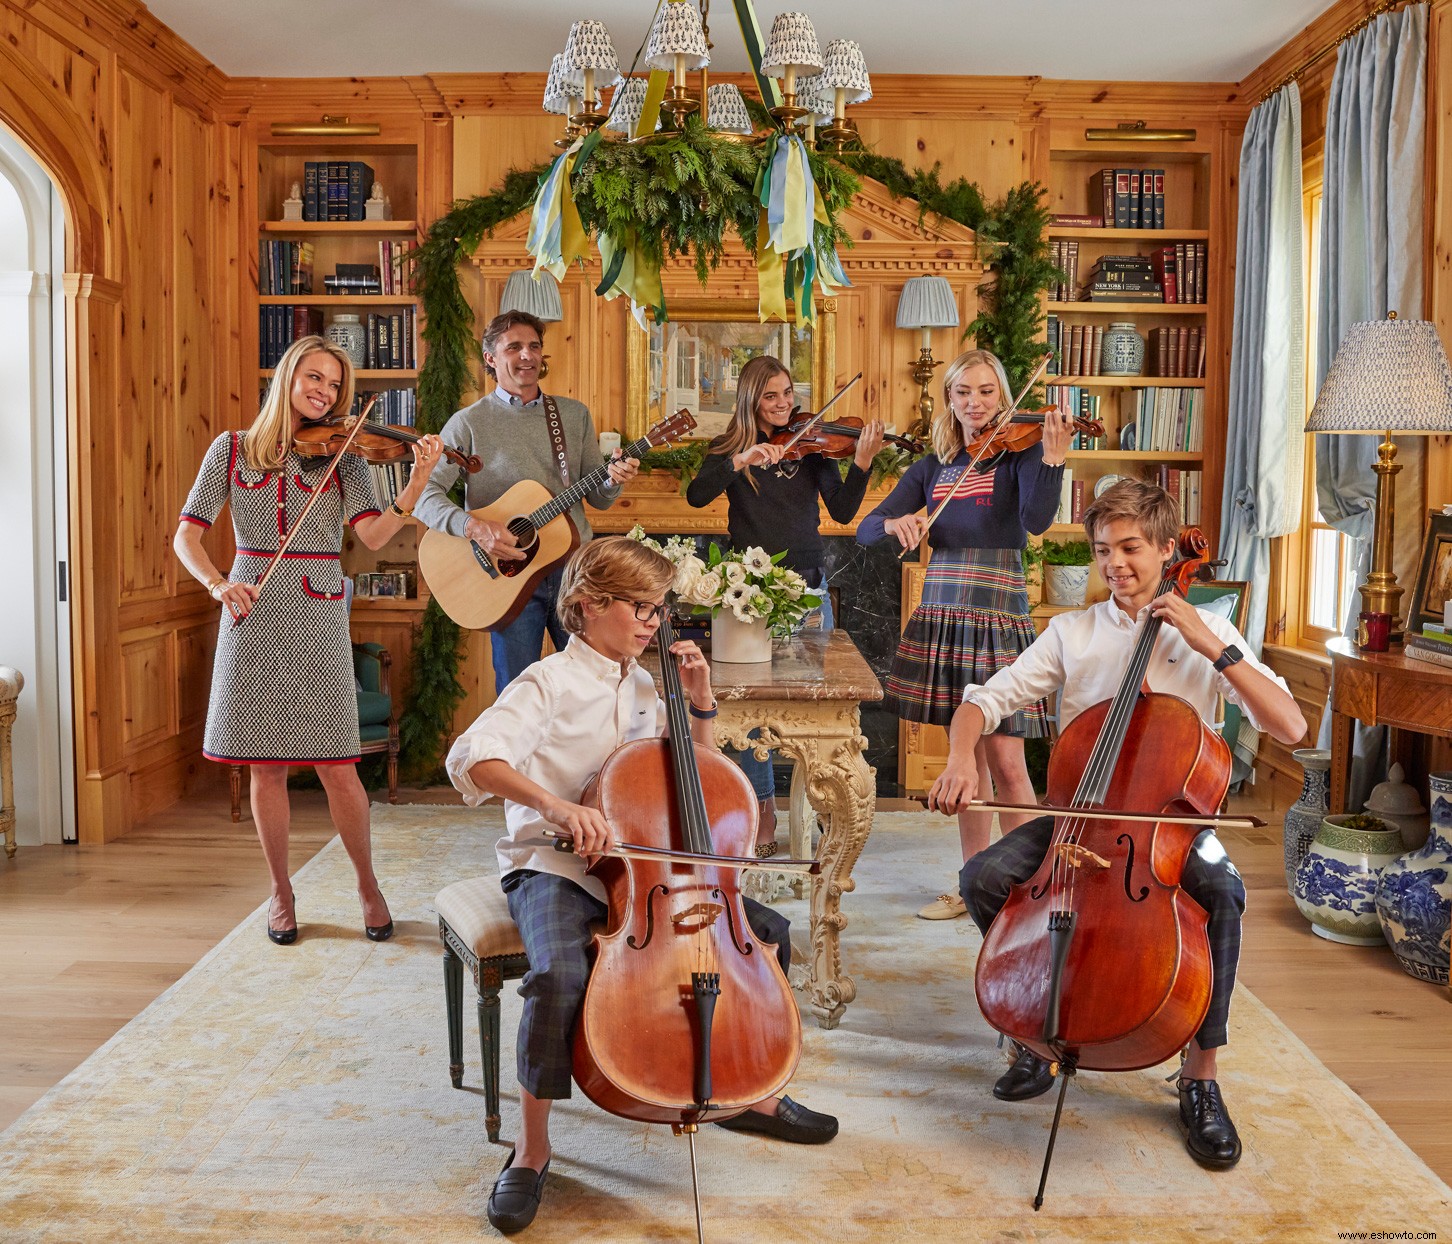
[973,528,1227,1206]
[570,610,802,1237]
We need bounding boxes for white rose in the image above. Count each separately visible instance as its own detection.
[688,568,723,606]
[673,554,706,597]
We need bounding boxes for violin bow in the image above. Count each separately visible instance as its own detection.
[897,354,1052,561]
[950,798,1266,830]
[773,371,864,456]
[540,828,821,874]
[232,394,379,626]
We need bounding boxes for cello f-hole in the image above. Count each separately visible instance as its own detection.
[713,888,754,957]
[626,884,670,949]
[1116,833,1151,903]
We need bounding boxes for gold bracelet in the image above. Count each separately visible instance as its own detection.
[389,499,414,519]
[206,577,227,598]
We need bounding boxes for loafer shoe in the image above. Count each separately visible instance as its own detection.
[917,894,967,921]
[993,1041,1056,1101]
[715,1095,838,1144]
[487,1152,550,1234]
[1178,1077,1242,1169]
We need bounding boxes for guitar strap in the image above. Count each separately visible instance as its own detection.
[541,393,571,490]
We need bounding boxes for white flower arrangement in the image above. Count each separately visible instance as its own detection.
[627,525,822,635]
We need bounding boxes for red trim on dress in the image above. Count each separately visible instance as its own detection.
[205,752,361,766]
[301,575,345,600]
[179,513,212,529]
[348,508,383,526]
[230,433,274,489]
[235,548,340,559]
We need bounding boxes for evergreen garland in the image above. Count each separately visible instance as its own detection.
[396,135,1059,782]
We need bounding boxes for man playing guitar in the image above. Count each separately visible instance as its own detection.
[414,309,639,689]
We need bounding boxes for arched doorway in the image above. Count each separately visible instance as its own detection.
[0,123,75,845]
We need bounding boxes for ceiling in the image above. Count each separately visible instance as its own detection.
[141,0,1331,83]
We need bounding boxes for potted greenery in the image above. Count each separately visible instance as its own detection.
[1041,539,1093,606]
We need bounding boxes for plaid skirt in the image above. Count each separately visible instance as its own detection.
[886,547,1050,734]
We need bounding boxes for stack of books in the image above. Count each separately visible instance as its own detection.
[324,263,382,296]
[1404,624,1452,668]
[1079,254,1163,302]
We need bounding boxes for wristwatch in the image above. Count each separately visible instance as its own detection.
[1212,644,1244,673]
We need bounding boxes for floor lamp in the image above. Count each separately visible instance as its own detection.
[1304,313,1452,641]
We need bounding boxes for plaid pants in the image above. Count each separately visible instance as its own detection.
[504,870,793,1099]
[959,815,1245,1049]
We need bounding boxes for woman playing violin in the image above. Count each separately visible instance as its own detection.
[932,480,1306,1169]
[857,349,1071,918]
[686,354,884,855]
[172,335,445,945]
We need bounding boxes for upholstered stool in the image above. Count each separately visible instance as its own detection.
[436,876,530,1142]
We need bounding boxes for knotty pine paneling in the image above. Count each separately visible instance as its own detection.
[175,622,215,734]
[120,632,173,750]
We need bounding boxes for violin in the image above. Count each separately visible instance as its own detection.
[768,412,923,461]
[963,405,1103,461]
[293,414,481,473]
[571,611,800,1140]
[973,527,1225,1206]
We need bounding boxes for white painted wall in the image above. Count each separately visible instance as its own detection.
[0,125,73,846]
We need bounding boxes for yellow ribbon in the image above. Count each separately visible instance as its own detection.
[756,212,787,324]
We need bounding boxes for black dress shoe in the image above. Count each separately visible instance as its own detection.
[266,896,297,946]
[715,1095,838,1144]
[487,1152,549,1234]
[993,1041,1056,1101]
[365,920,394,942]
[1178,1077,1243,1169]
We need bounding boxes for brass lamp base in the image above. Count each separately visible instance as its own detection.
[1357,431,1405,638]
[909,346,944,438]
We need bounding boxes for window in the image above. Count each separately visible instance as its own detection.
[1295,172,1358,647]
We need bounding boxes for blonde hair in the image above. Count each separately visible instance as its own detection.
[1082,478,1181,552]
[243,336,355,472]
[932,349,1012,463]
[706,354,793,490]
[556,537,676,636]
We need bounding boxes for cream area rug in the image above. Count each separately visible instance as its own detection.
[1,808,1448,1243]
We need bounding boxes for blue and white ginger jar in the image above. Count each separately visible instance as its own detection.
[1293,813,1404,946]
[1374,771,1452,984]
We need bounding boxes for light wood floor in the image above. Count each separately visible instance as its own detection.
[1,779,1448,1183]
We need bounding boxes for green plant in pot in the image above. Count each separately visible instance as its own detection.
[1041,539,1093,607]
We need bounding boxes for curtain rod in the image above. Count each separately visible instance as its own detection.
[1257,0,1407,104]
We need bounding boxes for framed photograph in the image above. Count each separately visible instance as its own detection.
[1405,510,1452,634]
[354,573,375,598]
[625,298,835,441]
[377,560,416,598]
[372,573,398,598]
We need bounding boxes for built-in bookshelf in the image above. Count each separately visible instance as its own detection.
[253,136,426,613]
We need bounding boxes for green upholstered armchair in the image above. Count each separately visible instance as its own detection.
[227,641,399,821]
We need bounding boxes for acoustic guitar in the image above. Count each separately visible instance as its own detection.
[417,408,696,631]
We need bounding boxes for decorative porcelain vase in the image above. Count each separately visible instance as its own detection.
[1373,771,1452,984]
[1282,748,1331,892]
[1044,564,1090,607]
[1099,322,1145,377]
[711,611,772,664]
[1293,813,1405,946]
[326,313,368,367]
[1364,762,1429,849]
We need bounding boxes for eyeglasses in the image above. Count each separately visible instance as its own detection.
[614,598,667,622]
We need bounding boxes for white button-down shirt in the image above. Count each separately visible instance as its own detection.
[965,598,1290,736]
[446,635,666,900]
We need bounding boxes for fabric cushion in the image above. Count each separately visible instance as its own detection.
[436,876,526,960]
[356,690,391,727]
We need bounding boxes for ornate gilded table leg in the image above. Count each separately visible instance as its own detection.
[718,701,876,1030]
[0,667,21,859]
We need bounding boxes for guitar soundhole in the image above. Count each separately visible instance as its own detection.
[499,518,539,579]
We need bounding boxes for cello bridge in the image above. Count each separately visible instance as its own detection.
[1054,842,1111,871]
[671,901,725,930]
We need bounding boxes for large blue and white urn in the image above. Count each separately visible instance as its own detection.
[1374,771,1452,984]
[1293,813,1404,946]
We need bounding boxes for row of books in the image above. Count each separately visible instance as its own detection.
[1155,466,1205,525]
[1147,326,1207,378]
[1047,317,1111,377]
[1047,244,1209,305]
[1129,386,1204,453]
[1089,168,1168,230]
[1043,386,1108,449]
[1151,243,1208,305]
[1056,470,1086,524]
[377,240,416,295]
[300,160,375,222]
[259,305,324,369]
[355,309,419,371]
[354,388,417,426]
[1404,629,1452,668]
[259,240,314,296]
[1048,240,1080,302]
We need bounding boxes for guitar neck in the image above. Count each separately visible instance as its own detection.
[525,432,655,527]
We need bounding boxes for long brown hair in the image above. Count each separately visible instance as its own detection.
[243,335,355,472]
[707,354,793,490]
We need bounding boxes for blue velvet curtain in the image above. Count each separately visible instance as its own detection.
[1220,82,1304,779]
[1313,3,1429,807]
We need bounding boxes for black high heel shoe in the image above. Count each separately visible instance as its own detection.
[365,919,394,942]
[267,894,298,946]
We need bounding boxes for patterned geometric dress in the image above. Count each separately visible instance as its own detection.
[180,432,382,764]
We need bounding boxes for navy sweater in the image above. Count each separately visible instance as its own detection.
[685,435,872,577]
[856,443,1063,551]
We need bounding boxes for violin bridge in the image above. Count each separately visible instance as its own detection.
[1053,842,1111,871]
[671,901,725,929]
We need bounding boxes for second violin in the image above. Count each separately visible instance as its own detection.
[293,414,482,473]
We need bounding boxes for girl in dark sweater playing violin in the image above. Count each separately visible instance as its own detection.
[857,349,1071,918]
[686,354,884,855]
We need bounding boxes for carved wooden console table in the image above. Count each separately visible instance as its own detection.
[648,629,882,1030]
[1326,637,1452,814]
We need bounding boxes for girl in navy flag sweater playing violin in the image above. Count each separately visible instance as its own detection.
[857,349,1071,917]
